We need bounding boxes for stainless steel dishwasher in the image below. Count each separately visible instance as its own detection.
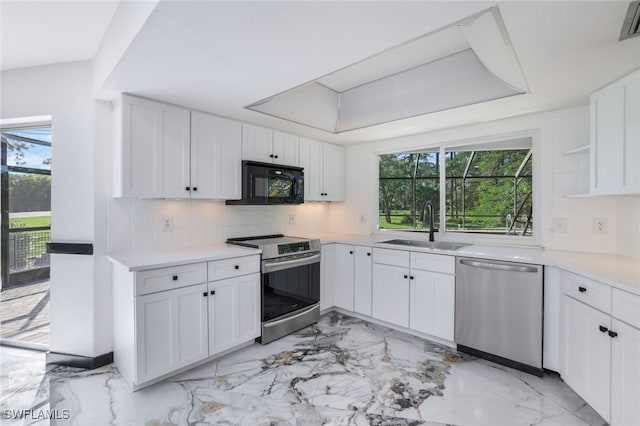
[455,257,543,376]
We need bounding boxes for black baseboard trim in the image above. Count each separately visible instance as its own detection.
[457,344,543,377]
[46,351,113,370]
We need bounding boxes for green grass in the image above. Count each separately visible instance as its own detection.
[9,215,51,229]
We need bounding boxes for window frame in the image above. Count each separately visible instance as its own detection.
[375,129,542,247]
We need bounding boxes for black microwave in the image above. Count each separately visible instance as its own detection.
[226,161,304,205]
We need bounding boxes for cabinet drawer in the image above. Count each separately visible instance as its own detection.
[135,263,207,296]
[208,255,260,281]
[410,252,454,274]
[612,289,640,329]
[373,248,410,268]
[562,271,611,313]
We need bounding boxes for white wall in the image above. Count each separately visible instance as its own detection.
[0,61,101,356]
[330,106,639,257]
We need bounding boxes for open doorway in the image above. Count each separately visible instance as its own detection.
[1,124,51,349]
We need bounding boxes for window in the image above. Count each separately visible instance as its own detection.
[378,138,534,237]
[378,151,440,231]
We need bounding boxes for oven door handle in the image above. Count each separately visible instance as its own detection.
[263,305,319,328]
[262,253,321,273]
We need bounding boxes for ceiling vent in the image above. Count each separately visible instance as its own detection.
[620,1,640,41]
[246,7,529,134]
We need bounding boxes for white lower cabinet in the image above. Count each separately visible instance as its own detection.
[135,283,209,384]
[409,270,455,341]
[334,244,355,311]
[611,319,640,426]
[562,295,611,421]
[353,246,373,316]
[208,273,260,355]
[372,263,410,328]
[320,244,336,311]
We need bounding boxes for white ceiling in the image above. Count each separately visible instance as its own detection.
[4,1,639,145]
[0,0,119,71]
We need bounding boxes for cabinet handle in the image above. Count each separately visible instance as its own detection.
[608,330,618,338]
[185,186,191,191]
[193,187,198,191]
[599,325,608,333]
[234,265,239,270]
[404,274,408,279]
[578,286,587,293]
[202,292,208,297]
[172,275,178,281]
[210,290,216,295]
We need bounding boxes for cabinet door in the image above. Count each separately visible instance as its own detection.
[334,244,355,311]
[273,130,299,167]
[322,143,344,201]
[622,76,640,194]
[135,283,208,384]
[122,95,191,198]
[208,273,260,355]
[611,319,640,426]
[299,137,324,201]
[353,246,372,316]
[242,123,273,163]
[372,263,410,328]
[591,85,625,195]
[190,112,242,200]
[409,270,455,341]
[562,296,611,422]
[320,244,336,311]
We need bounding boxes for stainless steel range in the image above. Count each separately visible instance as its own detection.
[226,234,321,344]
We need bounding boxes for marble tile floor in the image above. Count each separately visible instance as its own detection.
[1,313,606,426]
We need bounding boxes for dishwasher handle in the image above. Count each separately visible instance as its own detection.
[459,258,539,273]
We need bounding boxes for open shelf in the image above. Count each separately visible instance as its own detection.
[563,145,590,155]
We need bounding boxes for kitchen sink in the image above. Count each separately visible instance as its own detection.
[379,239,470,251]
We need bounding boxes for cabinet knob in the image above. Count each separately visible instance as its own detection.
[172,275,178,281]
[349,251,353,255]
[210,290,216,295]
[367,252,371,256]
[234,265,239,270]
[274,155,278,159]
[608,330,618,338]
[186,186,191,191]
[410,276,415,280]
[202,292,208,297]
[269,154,274,158]
[599,325,608,333]
[578,286,587,293]
[193,187,198,191]
[404,274,408,279]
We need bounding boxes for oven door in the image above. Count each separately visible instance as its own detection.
[261,252,320,330]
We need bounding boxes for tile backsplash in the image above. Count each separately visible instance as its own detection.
[107,198,330,253]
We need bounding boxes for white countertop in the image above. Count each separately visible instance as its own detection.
[107,244,261,272]
[303,232,640,296]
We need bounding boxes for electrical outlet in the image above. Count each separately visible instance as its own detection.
[592,217,608,235]
[553,217,567,233]
[162,216,174,232]
[288,213,296,225]
[360,214,367,225]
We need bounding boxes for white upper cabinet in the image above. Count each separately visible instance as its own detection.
[299,137,344,201]
[190,111,242,200]
[590,69,640,195]
[242,124,299,166]
[115,95,242,199]
[117,94,191,198]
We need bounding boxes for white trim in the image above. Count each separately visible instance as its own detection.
[0,115,52,130]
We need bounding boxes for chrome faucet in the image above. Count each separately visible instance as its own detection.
[420,200,435,242]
